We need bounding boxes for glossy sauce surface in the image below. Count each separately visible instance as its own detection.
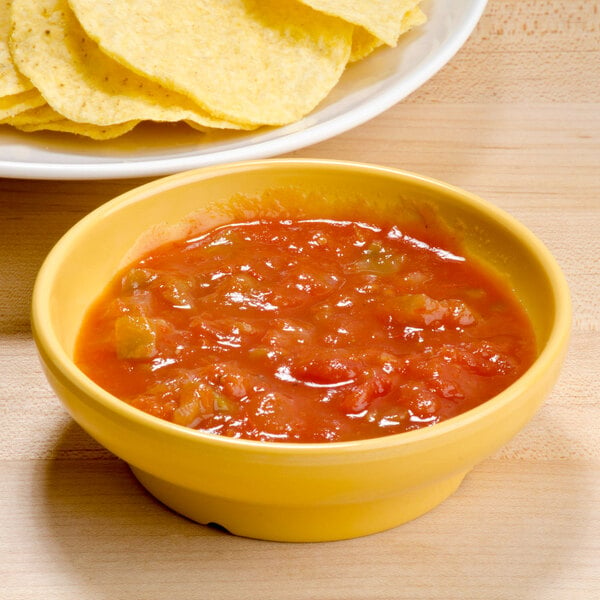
[75,217,537,442]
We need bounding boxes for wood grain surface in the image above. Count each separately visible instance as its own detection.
[1,1,599,598]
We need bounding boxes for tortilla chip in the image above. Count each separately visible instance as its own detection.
[296,0,423,48]
[349,6,428,63]
[0,88,46,120]
[1,95,138,138]
[0,104,64,126]
[400,6,428,39]
[9,0,249,129]
[349,28,385,63]
[67,0,353,126]
[0,0,33,96]
[13,119,139,140]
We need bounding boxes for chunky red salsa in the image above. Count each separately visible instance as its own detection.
[75,217,536,443]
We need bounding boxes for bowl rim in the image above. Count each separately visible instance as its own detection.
[32,158,572,456]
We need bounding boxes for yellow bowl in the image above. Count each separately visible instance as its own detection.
[32,159,571,542]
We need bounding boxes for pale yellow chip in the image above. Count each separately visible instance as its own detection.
[349,6,427,63]
[0,88,46,120]
[1,0,33,97]
[67,0,353,126]
[349,28,385,64]
[297,0,423,48]
[9,0,249,130]
[13,119,139,140]
[1,99,138,138]
[0,104,64,126]
[401,6,428,38]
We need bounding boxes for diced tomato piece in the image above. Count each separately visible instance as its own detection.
[339,373,392,414]
[293,354,358,385]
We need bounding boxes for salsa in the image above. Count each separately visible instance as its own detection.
[75,217,537,443]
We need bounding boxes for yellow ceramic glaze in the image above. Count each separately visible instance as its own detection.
[32,159,571,542]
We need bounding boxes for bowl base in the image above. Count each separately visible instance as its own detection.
[130,466,469,542]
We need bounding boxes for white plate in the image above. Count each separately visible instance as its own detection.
[0,0,487,180]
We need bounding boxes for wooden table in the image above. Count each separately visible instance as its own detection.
[1,1,598,598]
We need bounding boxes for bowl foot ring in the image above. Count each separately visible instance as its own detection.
[130,465,469,542]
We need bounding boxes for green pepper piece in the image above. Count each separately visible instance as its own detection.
[114,314,158,359]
